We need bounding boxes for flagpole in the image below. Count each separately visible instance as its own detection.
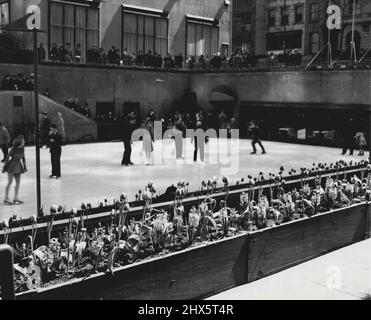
[33,28,42,217]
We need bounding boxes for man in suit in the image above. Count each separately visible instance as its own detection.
[47,124,63,179]
[121,113,137,166]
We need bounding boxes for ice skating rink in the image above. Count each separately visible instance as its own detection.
[0,138,364,220]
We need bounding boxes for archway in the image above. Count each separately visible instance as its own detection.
[209,85,238,119]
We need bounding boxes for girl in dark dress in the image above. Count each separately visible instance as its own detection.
[2,135,27,205]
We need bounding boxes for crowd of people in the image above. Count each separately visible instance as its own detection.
[64,97,92,118]
[117,108,240,166]
[1,73,35,91]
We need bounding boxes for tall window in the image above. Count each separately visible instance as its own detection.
[295,5,304,24]
[310,3,319,22]
[268,9,276,27]
[310,32,320,53]
[0,0,9,28]
[122,12,168,56]
[281,6,289,26]
[187,22,219,58]
[49,1,100,61]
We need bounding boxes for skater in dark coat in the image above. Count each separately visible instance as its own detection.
[122,115,137,166]
[249,121,266,155]
[47,124,63,179]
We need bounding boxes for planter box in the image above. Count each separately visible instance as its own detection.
[247,203,367,282]
[15,203,369,300]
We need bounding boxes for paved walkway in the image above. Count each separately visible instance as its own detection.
[208,239,371,300]
[0,139,364,219]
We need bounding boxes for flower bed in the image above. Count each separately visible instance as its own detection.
[0,160,370,299]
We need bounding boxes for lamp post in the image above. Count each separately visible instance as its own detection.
[2,7,44,217]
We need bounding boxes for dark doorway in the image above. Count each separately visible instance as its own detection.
[123,102,140,117]
[96,102,115,117]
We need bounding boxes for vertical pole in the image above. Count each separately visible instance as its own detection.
[33,29,42,218]
[328,0,333,66]
[0,244,15,300]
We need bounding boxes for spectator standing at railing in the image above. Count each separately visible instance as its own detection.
[218,110,227,129]
[198,55,206,69]
[43,88,51,98]
[268,52,277,67]
[73,97,82,113]
[188,56,196,69]
[49,43,59,62]
[64,97,74,110]
[75,44,82,63]
[1,75,11,90]
[83,101,92,118]
[107,46,119,66]
[164,53,174,69]
[175,53,184,69]
[0,122,11,163]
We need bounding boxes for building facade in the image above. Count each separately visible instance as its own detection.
[233,0,371,58]
[3,0,232,60]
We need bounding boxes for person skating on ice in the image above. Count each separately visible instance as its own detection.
[48,124,63,179]
[2,135,27,205]
[249,121,266,155]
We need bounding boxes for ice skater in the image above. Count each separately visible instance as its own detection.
[192,121,205,162]
[121,113,137,166]
[47,124,63,179]
[355,131,367,156]
[2,135,27,205]
[249,121,266,155]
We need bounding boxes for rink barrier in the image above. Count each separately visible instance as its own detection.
[15,203,370,300]
[365,202,371,239]
[247,203,367,282]
[0,165,368,245]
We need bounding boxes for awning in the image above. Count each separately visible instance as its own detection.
[186,14,219,26]
[122,4,169,17]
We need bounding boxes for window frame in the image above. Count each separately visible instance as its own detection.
[48,0,100,61]
[268,8,276,27]
[0,0,10,28]
[280,6,289,27]
[310,32,320,54]
[310,3,319,23]
[185,18,220,59]
[121,10,169,56]
[295,4,304,24]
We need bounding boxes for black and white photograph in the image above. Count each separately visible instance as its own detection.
[0,0,370,306]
